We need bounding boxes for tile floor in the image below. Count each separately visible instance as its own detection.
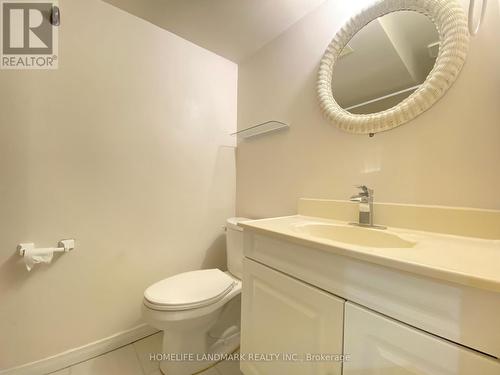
[49,332,243,375]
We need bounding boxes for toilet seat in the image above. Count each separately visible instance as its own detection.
[144,269,236,311]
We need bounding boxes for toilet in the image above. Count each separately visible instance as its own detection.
[142,217,249,375]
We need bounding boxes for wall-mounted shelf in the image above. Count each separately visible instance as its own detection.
[231,120,289,139]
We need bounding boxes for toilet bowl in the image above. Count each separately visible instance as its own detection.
[142,217,249,375]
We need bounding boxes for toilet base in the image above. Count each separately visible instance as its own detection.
[159,333,240,375]
[146,294,241,375]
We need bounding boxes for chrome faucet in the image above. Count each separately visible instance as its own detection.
[349,185,385,229]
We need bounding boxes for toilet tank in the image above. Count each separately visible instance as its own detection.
[226,217,250,279]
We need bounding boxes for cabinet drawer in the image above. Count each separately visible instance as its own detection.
[241,258,345,375]
[344,302,500,374]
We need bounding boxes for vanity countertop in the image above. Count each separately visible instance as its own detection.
[240,215,500,293]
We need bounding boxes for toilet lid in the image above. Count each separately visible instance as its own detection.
[144,269,236,310]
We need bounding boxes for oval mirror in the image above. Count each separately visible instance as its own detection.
[332,11,439,115]
[317,0,469,135]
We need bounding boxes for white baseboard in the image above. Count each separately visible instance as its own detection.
[0,324,159,375]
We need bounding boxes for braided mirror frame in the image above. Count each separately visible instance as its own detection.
[317,0,469,135]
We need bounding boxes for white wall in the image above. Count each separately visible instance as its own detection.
[0,0,237,369]
[236,0,500,218]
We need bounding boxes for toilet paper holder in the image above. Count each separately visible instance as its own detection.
[18,239,76,257]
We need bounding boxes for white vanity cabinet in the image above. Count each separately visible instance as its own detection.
[344,302,500,375]
[240,226,500,374]
[241,258,345,375]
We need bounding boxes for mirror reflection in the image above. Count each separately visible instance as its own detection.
[332,11,439,115]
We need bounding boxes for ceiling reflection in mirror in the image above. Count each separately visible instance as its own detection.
[332,11,439,115]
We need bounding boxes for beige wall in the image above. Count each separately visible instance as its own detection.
[236,0,500,219]
[0,0,237,369]
[103,0,327,62]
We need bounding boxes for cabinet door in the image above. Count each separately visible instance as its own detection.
[344,302,500,375]
[241,258,345,375]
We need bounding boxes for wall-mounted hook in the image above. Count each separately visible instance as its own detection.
[468,0,487,36]
[51,5,61,26]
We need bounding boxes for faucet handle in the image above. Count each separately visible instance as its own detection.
[354,185,373,196]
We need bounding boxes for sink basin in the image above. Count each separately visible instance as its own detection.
[293,223,416,248]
